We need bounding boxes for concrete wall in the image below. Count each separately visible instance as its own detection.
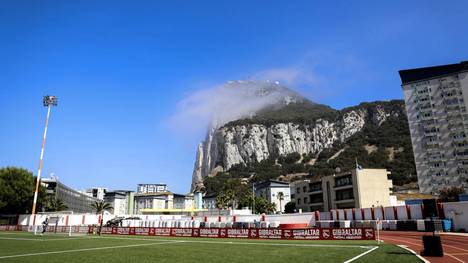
[443,201,468,231]
[356,169,393,208]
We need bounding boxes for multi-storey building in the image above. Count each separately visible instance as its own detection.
[254,180,291,213]
[291,169,394,212]
[399,61,468,194]
[41,177,101,213]
[133,190,195,214]
[104,190,134,215]
[85,187,107,200]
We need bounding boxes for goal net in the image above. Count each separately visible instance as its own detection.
[32,211,86,236]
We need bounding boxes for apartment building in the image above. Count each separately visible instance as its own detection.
[41,177,101,213]
[103,190,134,215]
[399,61,468,194]
[291,169,393,212]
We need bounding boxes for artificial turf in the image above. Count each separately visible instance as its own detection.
[0,232,422,263]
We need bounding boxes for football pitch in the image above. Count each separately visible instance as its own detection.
[0,232,421,263]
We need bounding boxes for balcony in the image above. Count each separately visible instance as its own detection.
[308,189,323,194]
[309,201,324,206]
[334,198,355,204]
[333,184,353,191]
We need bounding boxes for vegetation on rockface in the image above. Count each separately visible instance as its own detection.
[204,100,417,192]
[224,101,338,127]
[310,115,417,185]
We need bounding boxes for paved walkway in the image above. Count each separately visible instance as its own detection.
[380,231,468,263]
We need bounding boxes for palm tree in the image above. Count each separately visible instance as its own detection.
[91,201,113,235]
[277,192,284,213]
[224,190,236,209]
[265,202,276,214]
[47,198,68,212]
[216,194,229,209]
[91,201,113,214]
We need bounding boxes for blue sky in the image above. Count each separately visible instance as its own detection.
[1,1,467,193]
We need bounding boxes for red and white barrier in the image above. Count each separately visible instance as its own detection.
[83,226,375,240]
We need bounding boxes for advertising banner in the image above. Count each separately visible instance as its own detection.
[291,229,321,240]
[154,228,171,236]
[257,229,283,239]
[171,228,193,237]
[226,228,249,238]
[198,228,220,238]
[0,226,375,240]
[134,227,151,236]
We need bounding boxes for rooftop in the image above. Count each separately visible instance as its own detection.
[399,61,468,84]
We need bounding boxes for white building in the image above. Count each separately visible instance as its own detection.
[85,187,107,200]
[254,180,291,213]
[104,190,134,215]
[202,193,217,209]
[400,61,468,194]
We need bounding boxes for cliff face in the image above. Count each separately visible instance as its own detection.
[191,98,407,192]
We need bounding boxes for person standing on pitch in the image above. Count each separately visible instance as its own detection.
[41,218,49,236]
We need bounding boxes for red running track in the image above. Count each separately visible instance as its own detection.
[380,231,468,263]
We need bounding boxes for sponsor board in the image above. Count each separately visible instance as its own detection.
[292,229,321,240]
[154,228,171,236]
[364,228,375,240]
[226,229,249,238]
[115,227,131,235]
[257,229,282,239]
[133,227,150,236]
[0,226,375,240]
[171,228,193,237]
[100,227,113,234]
[199,228,220,238]
[331,228,363,240]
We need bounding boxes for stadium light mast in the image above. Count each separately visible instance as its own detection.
[31,95,58,215]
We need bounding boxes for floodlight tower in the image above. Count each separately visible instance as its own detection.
[31,95,58,215]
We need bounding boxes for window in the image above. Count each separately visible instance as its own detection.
[304,197,308,204]
[308,182,322,192]
[309,193,323,204]
[335,189,354,201]
[298,199,301,205]
[335,175,353,187]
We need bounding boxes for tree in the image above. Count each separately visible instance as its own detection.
[277,192,284,213]
[263,202,276,214]
[439,186,465,202]
[91,201,113,235]
[215,190,236,209]
[46,198,68,212]
[284,201,296,213]
[0,167,47,214]
[91,201,113,214]
[216,194,229,209]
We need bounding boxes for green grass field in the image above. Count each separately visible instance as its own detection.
[0,232,421,263]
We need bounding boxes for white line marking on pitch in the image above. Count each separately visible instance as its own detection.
[0,240,184,259]
[96,236,374,249]
[397,245,429,263]
[0,236,94,242]
[343,246,379,263]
